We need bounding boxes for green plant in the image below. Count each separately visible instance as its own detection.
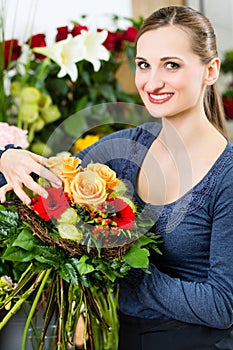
[220,49,233,98]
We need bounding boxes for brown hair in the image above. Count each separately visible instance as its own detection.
[136,6,227,136]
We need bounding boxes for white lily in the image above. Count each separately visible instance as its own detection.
[77,27,110,72]
[33,34,84,82]
[33,29,110,82]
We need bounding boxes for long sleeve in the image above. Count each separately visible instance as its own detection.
[132,166,233,329]
[0,173,6,187]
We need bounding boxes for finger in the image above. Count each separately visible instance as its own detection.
[32,163,62,186]
[0,184,12,203]
[22,177,49,198]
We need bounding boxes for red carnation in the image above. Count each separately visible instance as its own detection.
[107,198,135,229]
[55,26,69,42]
[4,39,21,69]
[27,34,46,60]
[31,187,69,221]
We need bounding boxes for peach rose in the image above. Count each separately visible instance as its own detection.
[60,156,81,180]
[44,152,71,176]
[70,170,107,209]
[86,163,119,190]
[59,156,82,197]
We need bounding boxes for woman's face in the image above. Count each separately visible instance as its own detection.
[135,26,207,119]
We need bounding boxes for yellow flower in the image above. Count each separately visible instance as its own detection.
[73,134,100,153]
[70,170,107,209]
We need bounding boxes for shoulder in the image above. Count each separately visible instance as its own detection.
[98,121,161,142]
[77,122,161,162]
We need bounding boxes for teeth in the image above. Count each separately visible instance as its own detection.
[149,93,173,100]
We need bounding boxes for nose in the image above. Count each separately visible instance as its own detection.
[145,70,165,92]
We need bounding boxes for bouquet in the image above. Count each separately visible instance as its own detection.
[0,154,162,350]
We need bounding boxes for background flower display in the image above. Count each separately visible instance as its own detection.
[1,15,143,155]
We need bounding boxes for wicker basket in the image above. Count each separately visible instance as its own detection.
[17,201,132,260]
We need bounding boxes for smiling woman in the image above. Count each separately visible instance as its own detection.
[1,5,233,350]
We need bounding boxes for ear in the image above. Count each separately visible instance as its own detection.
[204,57,220,86]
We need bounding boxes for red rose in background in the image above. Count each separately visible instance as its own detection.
[107,198,136,229]
[4,39,21,69]
[31,187,69,221]
[27,34,46,60]
[71,25,88,37]
[102,30,123,51]
[122,27,138,42]
[56,26,69,42]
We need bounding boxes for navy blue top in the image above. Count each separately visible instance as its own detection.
[2,122,233,329]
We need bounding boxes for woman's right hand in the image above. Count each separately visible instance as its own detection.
[0,148,62,204]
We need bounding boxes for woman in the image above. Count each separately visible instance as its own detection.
[1,6,233,350]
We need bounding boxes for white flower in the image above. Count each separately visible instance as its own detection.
[33,29,110,82]
[77,28,110,72]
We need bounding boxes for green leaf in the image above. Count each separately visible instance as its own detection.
[0,208,18,227]
[34,246,62,266]
[77,255,95,275]
[12,227,38,251]
[2,246,37,262]
[123,247,149,268]
[59,262,79,285]
[134,236,155,248]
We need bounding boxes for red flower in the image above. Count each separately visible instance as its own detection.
[102,30,123,51]
[4,39,21,69]
[27,34,46,60]
[122,27,138,42]
[107,198,135,229]
[71,25,88,37]
[31,187,69,221]
[55,26,69,42]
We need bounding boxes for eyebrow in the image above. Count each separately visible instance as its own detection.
[135,56,184,62]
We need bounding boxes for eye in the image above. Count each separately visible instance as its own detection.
[166,62,180,70]
[137,61,150,70]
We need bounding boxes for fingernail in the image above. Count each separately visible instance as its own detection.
[42,190,48,198]
[24,198,30,205]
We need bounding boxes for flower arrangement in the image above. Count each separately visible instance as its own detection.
[1,15,143,155]
[0,154,162,350]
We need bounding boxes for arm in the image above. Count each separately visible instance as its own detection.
[0,148,62,204]
[131,170,233,329]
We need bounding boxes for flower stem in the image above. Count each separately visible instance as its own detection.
[21,268,52,350]
[0,267,43,331]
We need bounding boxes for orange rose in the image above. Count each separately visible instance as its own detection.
[70,170,107,209]
[86,163,119,190]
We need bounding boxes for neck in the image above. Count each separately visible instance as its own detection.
[158,110,220,155]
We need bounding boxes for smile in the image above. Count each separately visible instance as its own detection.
[148,92,174,104]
